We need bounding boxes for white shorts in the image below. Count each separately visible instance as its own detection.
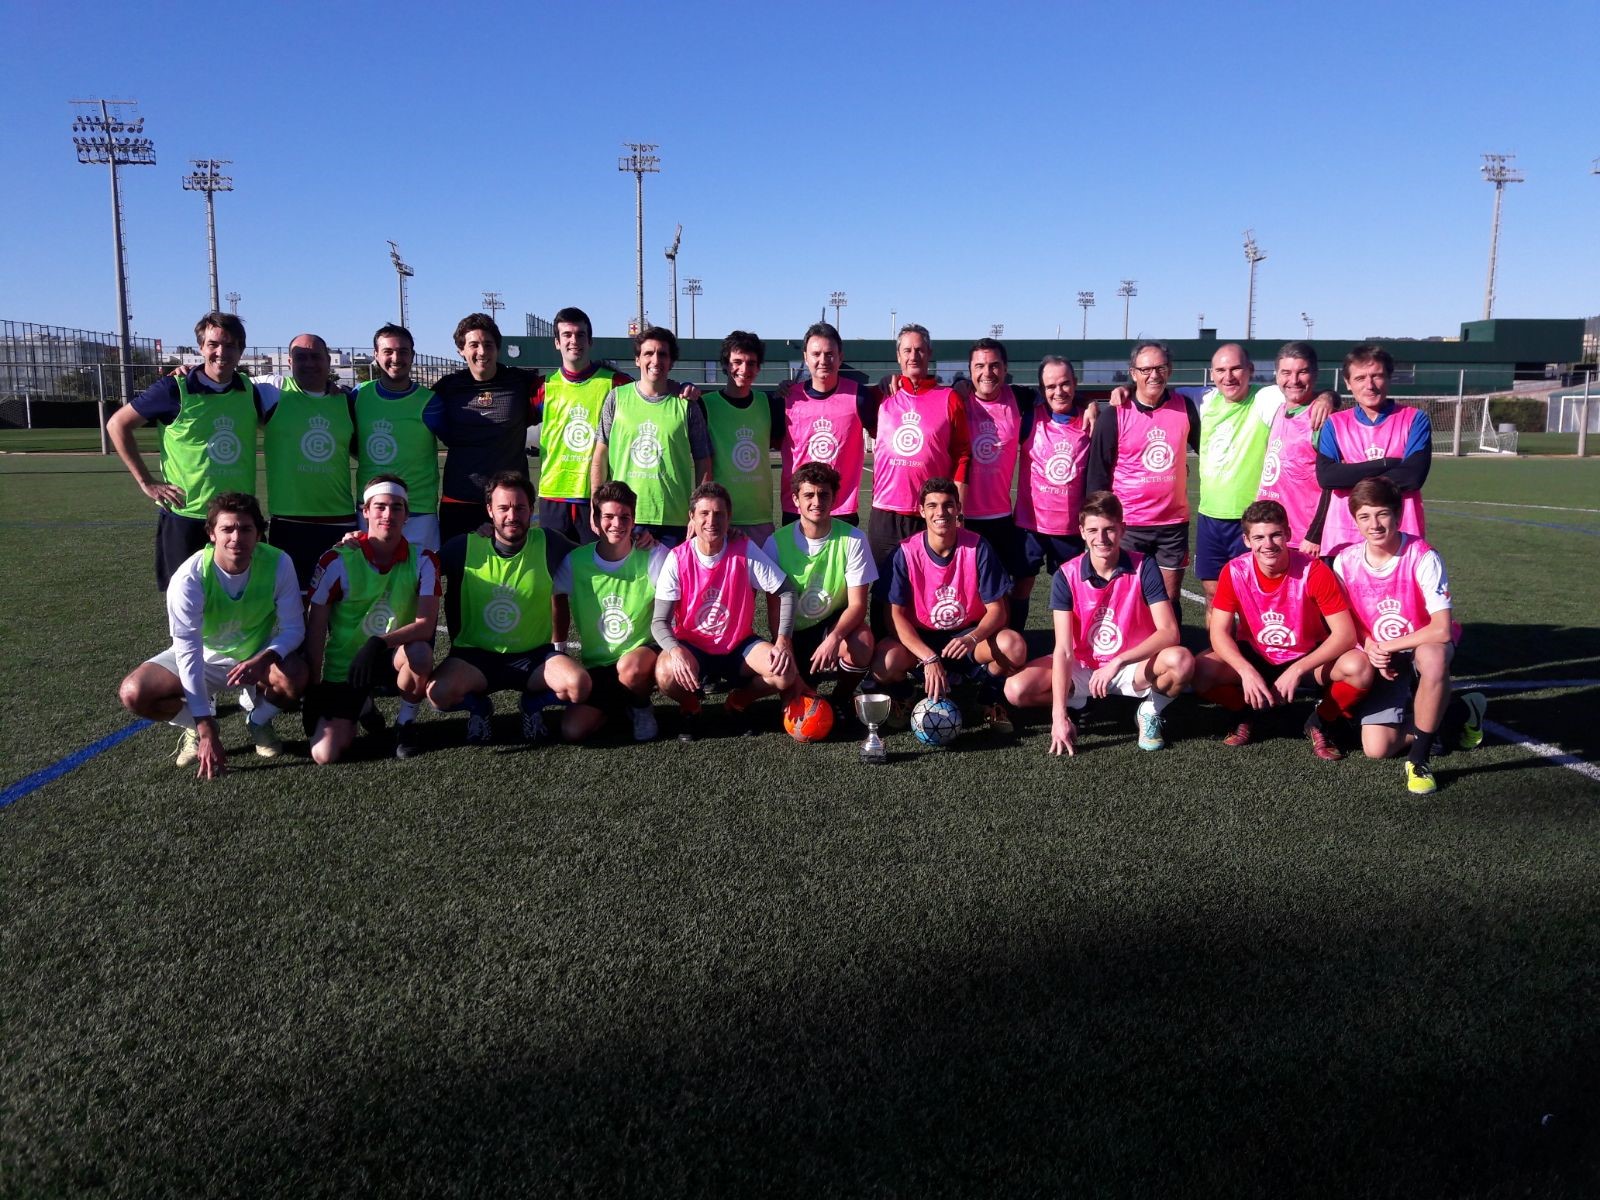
[359,511,440,554]
[1067,661,1151,710]
[145,645,241,713]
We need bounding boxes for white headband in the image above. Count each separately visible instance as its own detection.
[363,480,409,505]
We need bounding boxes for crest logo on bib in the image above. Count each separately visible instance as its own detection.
[692,585,729,637]
[483,585,522,634]
[799,583,833,620]
[930,583,965,630]
[1260,437,1283,487]
[300,413,336,464]
[630,421,662,469]
[890,408,925,457]
[1257,609,1295,649]
[1372,596,1413,642]
[805,417,840,463]
[1140,427,1175,473]
[1364,443,1385,461]
[211,618,243,651]
[1089,604,1122,658]
[972,419,1001,465]
[599,593,633,645]
[366,418,398,465]
[208,415,242,466]
[731,427,761,474]
[562,413,595,453]
[362,597,396,637]
[1043,447,1079,486]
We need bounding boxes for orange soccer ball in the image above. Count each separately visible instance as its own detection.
[783,695,835,742]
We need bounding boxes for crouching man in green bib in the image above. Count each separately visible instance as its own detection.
[426,471,587,745]
[551,481,669,742]
[303,476,441,763]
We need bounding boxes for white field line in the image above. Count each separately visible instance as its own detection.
[1430,500,1600,515]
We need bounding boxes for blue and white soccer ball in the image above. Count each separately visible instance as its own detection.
[911,697,963,747]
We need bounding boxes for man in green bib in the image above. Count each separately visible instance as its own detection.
[261,333,360,591]
[304,475,441,762]
[762,463,876,703]
[533,307,632,545]
[108,311,264,590]
[702,330,781,544]
[551,480,669,742]
[118,492,308,779]
[427,471,587,745]
[355,323,441,553]
[589,326,712,547]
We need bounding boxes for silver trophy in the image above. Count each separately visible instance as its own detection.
[854,692,891,764]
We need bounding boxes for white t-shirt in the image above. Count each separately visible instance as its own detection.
[1331,535,1451,615]
[761,522,878,588]
[167,548,304,717]
[655,537,788,602]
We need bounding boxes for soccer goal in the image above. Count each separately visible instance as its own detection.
[1409,395,1516,456]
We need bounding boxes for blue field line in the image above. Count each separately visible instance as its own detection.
[1429,510,1600,537]
[0,720,152,810]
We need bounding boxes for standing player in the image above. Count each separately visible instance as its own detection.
[303,476,440,763]
[651,483,800,740]
[1257,342,1332,555]
[1007,491,1194,755]
[958,338,1033,632]
[117,492,307,778]
[107,311,263,589]
[702,330,781,543]
[870,478,1025,733]
[1013,356,1094,633]
[532,307,630,545]
[1316,344,1431,555]
[1192,500,1373,758]
[1332,477,1487,793]
[1084,341,1201,611]
[763,462,877,702]
[778,322,868,525]
[355,323,441,552]
[590,326,712,546]
[551,481,669,743]
[426,472,585,745]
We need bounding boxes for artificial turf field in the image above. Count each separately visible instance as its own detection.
[2,449,1598,1197]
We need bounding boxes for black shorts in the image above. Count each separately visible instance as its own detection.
[964,515,1026,583]
[867,508,924,598]
[269,516,358,592]
[791,616,863,675]
[1019,529,1086,578]
[1122,522,1190,571]
[444,644,555,694]
[538,498,596,545]
[1237,644,1315,692]
[438,501,487,547]
[686,636,764,687]
[580,660,650,711]
[156,509,210,591]
[307,670,398,723]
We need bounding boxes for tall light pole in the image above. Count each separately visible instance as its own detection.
[71,98,156,408]
[664,223,682,333]
[989,324,1004,339]
[682,277,702,339]
[181,159,232,313]
[481,291,504,323]
[387,240,414,327]
[889,308,897,338]
[618,142,660,336]
[1117,279,1137,339]
[1197,312,1205,335]
[1077,291,1095,338]
[1243,230,1266,340]
[1480,153,1524,320]
[1301,311,1314,337]
[830,291,848,335]
[225,291,240,315]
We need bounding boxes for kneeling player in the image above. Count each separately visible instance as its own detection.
[1333,477,1486,793]
[763,463,876,703]
[426,472,586,744]
[552,481,669,741]
[118,492,308,778]
[1008,491,1193,755]
[870,478,1025,733]
[651,482,800,740]
[304,476,440,762]
[1192,499,1372,759]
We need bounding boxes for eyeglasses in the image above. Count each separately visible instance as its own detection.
[1131,364,1170,377]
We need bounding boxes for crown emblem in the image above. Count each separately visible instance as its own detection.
[601,594,625,613]
[213,416,234,432]
[372,419,393,435]
[1377,597,1403,616]
[1261,610,1286,626]
[1147,427,1168,443]
[813,418,834,434]
[900,409,922,426]
[935,585,956,602]
[735,426,755,441]
[308,414,330,431]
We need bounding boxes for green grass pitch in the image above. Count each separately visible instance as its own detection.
[2,449,1598,1196]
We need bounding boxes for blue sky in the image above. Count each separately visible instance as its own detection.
[3,0,1596,358]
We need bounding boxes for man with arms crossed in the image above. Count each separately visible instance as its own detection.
[1192,500,1373,758]
[652,483,799,741]
[958,338,1036,633]
[702,330,781,543]
[303,476,440,763]
[118,492,306,777]
[777,322,868,526]
[551,481,669,743]
[355,323,441,552]
[533,307,631,545]
[1332,477,1486,794]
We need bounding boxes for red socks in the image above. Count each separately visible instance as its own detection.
[1317,680,1367,722]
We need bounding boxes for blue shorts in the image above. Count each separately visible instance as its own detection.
[1019,529,1086,578]
[687,635,765,686]
[1194,514,1246,581]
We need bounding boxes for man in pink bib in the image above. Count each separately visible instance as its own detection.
[1193,500,1373,759]
[1013,356,1094,636]
[776,322,870,527]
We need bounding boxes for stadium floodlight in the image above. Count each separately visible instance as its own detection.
[1302,311,1314,337]
[1480,153,1524,320]
[989,324,1004,339]
[830,291,848,336]
[682,277,702,339]
[1117,279,1137,338]
[481,291,504,323]
[181,159,232,313]
[225,291,240,315]
[889,308,896,338]
[388,241,414,327]
[1077,291,1095,339]
[1243,231,1266,340]
[70,98,155,408]
[618,143,660,336]
[664,224,682,333]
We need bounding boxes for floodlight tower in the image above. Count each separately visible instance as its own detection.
[1301,311,1314,336]
[664,223,682,333]
[387,241,414,327]
[481,291,504,323]
[889,308,897,337]
[181,159,232,313]
[225,291,240,315]
[70,98,156,408]
[828,291,848,336]
[618,142,660,336]
[989,324,1004,339]
[1117,279,1137,338]
[1077,291,1095,338]
[1480,153,1524,320]
[1243,230,1266,340]
[682,277,702,339]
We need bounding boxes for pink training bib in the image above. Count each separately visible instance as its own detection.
[1111,400,1190,525]
[902,529,984,633]
[1224,549,1329,666]
[1319,406,1426,552]
[670,535,756,655]
[1256,403,1322,545]
[1334,533,1455,646]
[781,379,864,515]
[1015,404,1091,535]
[1061,549,1159,669]
[961,386,1021,520]
[873,386,954,515]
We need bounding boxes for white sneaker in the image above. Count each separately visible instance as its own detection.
[1135,700,1165,751]
[248,717,284,758]
[630,704,659,742]
[174,728,200,768]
